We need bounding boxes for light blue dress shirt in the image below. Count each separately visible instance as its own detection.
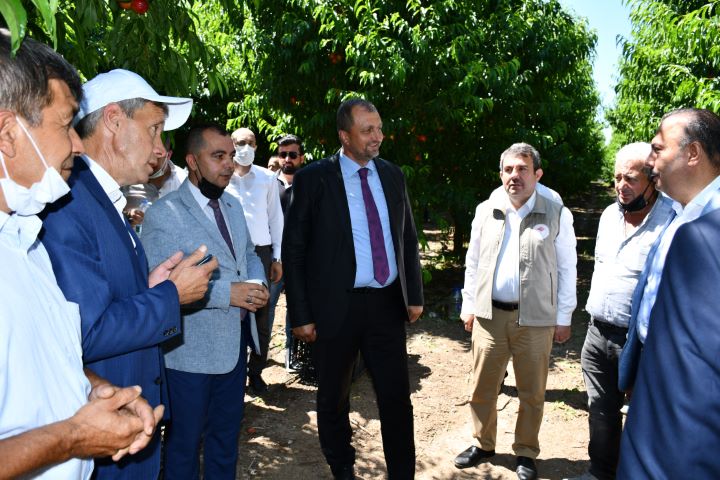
[0,212,93,479]
[586,195,674,328]
[339,152,398,288]
[637,175,720,341]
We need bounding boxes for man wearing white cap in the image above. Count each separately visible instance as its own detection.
[41,69,217,480]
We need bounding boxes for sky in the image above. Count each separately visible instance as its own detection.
[558,0,633,136]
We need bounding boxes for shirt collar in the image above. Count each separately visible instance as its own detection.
[681,174,720,217]
[233,164,257,180]
[81,155,125,207]
[0,210,42,253]
[188,179,209,207]
[498,190,536,218]
[339,149,377,179]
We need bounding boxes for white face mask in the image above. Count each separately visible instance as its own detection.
[233,144,255,166]
[0,117,71,216]
[148,156,169,180]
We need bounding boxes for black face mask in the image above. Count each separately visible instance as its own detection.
[618,181,652,213]
[195,162,225,200]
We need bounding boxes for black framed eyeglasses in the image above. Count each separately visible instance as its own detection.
[279,151,299,159]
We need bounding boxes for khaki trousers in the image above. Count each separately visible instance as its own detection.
[470,306,554,458]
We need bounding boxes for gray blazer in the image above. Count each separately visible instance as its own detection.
[141,180,265,374]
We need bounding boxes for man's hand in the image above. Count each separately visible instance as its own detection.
[86,384,163,460]
[407,305,423,323]
[293,323,317,343]
[155,246,218,304]
[554,325,571,344]
[461,313,475,332]
[123,208,144,226]
[68,386,149,461]
[270,261,283,283]
[230,282,269,312]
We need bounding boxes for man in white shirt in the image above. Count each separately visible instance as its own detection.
[454,143,577,480]
[0,30,161,479]
[565,143,673,480]
[226,127,283,394]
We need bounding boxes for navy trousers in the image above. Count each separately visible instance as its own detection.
[163,321,249,480]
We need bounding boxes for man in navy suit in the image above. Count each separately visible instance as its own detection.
[619,109,720,394]
[617,206,720,478]
[41,70,217,479]
[283,99,424,479]
[141,124,268,479]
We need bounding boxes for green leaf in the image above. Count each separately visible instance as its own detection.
[0,0,27,55]
[30,0,58,48]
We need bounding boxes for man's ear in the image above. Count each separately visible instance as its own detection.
[186,153,197,172]
[535,167,544,182]
[102,103,124,134]
[0,111,19,159]
[338,130,349,147]
[686,141,701,168]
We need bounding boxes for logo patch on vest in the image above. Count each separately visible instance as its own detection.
[532,223,549,240]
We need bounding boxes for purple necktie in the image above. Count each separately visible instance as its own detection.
[358,167,390,285]
[208,199,235,259]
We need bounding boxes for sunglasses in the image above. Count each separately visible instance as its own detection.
[279,151,299,159]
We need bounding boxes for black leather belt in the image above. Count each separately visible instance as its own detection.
[349,286,385,294]
[591,317,628,333]
[492,299,519,311]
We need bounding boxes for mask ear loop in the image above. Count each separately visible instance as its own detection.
[15,116,50,170]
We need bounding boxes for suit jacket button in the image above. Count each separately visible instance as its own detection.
[163,329,171,336]
[154,377,162,385]
[237,270,241,276]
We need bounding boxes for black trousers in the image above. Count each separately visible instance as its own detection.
[248,244,272,376]
[313,281,415,479]
[581,318,628,480]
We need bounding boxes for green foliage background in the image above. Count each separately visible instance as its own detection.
[608,0,720,142]
[4,0,606,252]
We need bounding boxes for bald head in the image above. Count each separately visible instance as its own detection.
[231,127,257,149]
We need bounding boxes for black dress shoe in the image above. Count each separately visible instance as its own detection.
[247,374,268,394]
[330,464,355,479]
[516,456,537,480]
[453,445,495,469]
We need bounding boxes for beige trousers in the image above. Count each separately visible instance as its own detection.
[470,306,554,458]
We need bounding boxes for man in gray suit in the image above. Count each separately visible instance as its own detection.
[141,123,268,479]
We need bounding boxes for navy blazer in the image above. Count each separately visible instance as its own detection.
[618,207,720,478]
[282,153,423,338]
[40,157,180,479]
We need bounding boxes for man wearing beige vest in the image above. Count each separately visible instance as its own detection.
[454,143,577,480]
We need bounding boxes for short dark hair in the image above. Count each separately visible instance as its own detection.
[661,108,720,169]
[185,123,229,155]
[75,98,169,139]
[336,98,377,132]
[277,134,304,155]
[0,29,82,126]
[499,143,542,171]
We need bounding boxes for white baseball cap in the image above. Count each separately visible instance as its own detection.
[75,69,193,131]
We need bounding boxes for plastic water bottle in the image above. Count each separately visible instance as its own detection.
[134,199,152,235]
[451,287,463,315]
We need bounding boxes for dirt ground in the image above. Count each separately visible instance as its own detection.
[234,183,614,479]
